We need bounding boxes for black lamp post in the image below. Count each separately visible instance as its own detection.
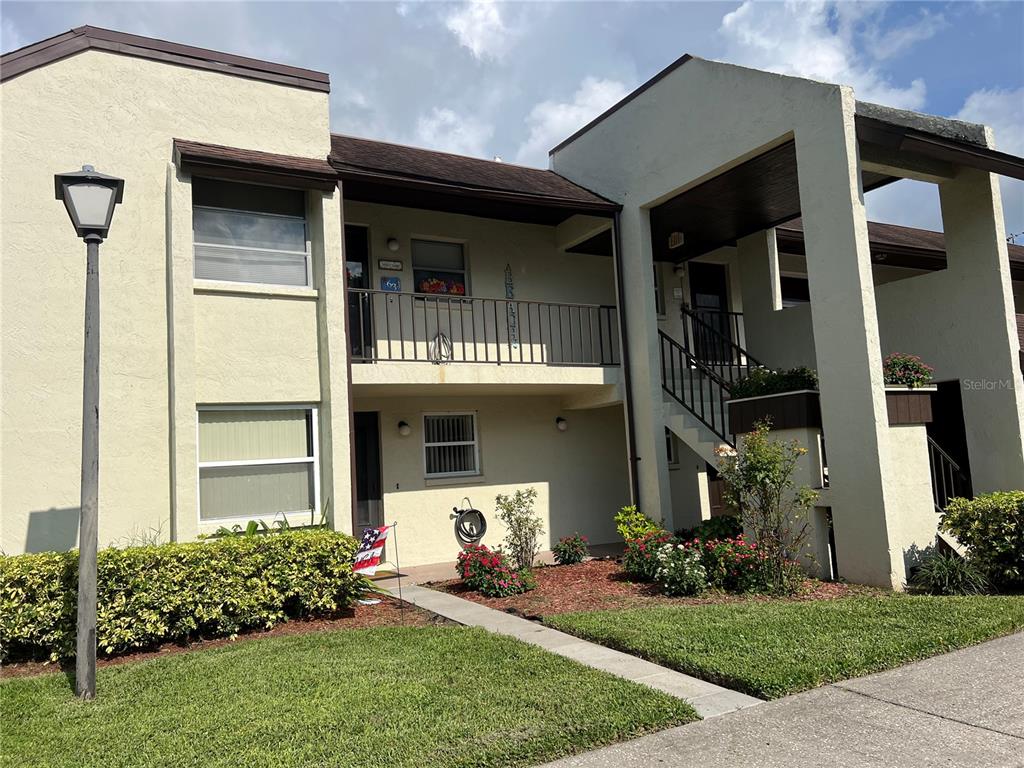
[54,165,124,700]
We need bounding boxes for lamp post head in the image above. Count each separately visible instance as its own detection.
[54,165,125,241]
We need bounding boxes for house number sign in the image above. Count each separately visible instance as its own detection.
[378,259,403,271]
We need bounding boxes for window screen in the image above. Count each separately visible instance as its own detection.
[192,178,310,287]
[423,413,479,476]
[412,239,467,296]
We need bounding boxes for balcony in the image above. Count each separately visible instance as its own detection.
[347,289,623,399]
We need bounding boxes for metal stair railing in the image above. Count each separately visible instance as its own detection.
[927,436,972,514]
[659,330,735,446]
[680,306,763,387]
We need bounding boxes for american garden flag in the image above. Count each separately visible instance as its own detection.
[353,525,390,575]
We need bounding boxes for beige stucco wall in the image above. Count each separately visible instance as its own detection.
[0,50,337,553]
[885,423,943,583]
[351,395,629,567]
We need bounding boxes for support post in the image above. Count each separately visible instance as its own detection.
[76,235,101,700]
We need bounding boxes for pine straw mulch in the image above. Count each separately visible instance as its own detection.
[428,558,883,619]
[1,596,446,680]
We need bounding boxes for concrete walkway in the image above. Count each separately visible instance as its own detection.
[537,632,1024,768]
[384,583,761,719]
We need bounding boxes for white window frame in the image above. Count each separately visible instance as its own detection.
[193,202,313,290]
[423,411,480,478]
[665,427,679,467]
[195,404,321,526]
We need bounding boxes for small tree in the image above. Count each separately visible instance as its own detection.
[715,420,817,593]
[495,487,544,571]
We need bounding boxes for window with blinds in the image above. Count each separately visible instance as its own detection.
[197,408,318,522]
[423,413,479,477]
[192,178,311,287]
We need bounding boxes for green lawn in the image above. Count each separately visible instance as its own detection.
[546,595,1024,699]
[1,626,696,768]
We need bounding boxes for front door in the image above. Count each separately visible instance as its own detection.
[688,263,731,363]
[345,224,373,359]
[353,411,384,534]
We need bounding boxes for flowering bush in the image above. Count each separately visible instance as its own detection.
[614,505,661,541]
[455,543,531,597]
[731,366,818,400]
[883,353,934,388]
[655,543,707,596]
[552,533,589,565]
[694,536,798,593]
[623,530,675,581]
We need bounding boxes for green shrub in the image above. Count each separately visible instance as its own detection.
[614,505,660,542]
[552,533,589,565]
[909,550,990,596]
[883,352,934,388]
[678,516,742,542]
[623,531,674,582]
[690,536,788,593]
[495,487,544,570]
[654,543,707,596]
[0,530,365,662]
[941,491,1024,590]
[730,367,818,400]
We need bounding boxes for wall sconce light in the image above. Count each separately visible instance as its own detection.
[555,417,568,432]
[397,420,411,437]
[386,237,400,252]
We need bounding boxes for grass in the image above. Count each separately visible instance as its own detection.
[546,595,1024,699]
[1,626,696,768]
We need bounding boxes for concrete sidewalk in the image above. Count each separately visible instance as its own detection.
[537,631,1024,768]
[384,582,761,719]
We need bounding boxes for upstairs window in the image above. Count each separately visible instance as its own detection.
[412,239,467,296]
[423,412,479,477]
[193,178,310,287]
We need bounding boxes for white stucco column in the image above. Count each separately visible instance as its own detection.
[616,207,673,527]
[737,229,782,358]
[795,87,903,588]
[937,164,1024,490]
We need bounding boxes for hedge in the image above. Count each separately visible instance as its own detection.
[0,529,366,662]
[941,491,1024,591]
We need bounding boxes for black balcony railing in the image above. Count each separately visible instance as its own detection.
[348,288,620,366]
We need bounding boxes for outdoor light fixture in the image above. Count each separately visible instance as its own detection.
[387,237,400,252]
[55,164,125,701]
[555,417,568,432]
[55,165,125,240]
[398,420,412,436]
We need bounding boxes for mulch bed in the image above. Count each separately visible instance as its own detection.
[429,559,882,619]
[1,596,444,680]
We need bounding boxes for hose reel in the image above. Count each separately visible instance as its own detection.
[452,497,486,544]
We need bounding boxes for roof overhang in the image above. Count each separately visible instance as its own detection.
[1,25,330,92]
[334,166,620,225]
[174,139,338,191]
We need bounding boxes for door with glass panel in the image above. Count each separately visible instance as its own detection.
[687,263,732,365]
[353,411,384,534]
[345,224,373,359]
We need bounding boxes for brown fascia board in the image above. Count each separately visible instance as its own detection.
[0,25,330,92]
[333,164,620,216]
[548,53,694,156]
[174,139,337,191]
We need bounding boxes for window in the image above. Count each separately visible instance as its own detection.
[192,178,311,287]
[653,265,666,316]
[197,407,319,522]
[665,428,679,467]
[412,239,467,296]
[780,276,810,308]
[424,412,479,477]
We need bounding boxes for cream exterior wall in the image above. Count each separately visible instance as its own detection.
[0,50,338,553]
[886,423,944,581]
[351,395,629,567]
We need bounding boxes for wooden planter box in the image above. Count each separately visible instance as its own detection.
[728,390,821,435]
[885,386,935,425]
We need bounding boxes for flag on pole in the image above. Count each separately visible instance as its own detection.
[353,525,390,575]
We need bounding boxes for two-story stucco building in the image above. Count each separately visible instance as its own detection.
[3,27,1022,588]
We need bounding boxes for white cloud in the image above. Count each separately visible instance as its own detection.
[955,87,1024,237]
[415,107,494,157]
[515,77,630,167]
[868,10,946,61]
[444,0,516,61]
[718,0,928,109]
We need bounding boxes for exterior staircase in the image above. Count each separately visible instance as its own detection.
[658,307,763,461]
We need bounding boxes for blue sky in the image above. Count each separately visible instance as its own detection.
[3,1,1022,234]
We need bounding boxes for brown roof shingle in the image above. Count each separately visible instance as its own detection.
[329,134,617,211]
[173,139,337,190]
